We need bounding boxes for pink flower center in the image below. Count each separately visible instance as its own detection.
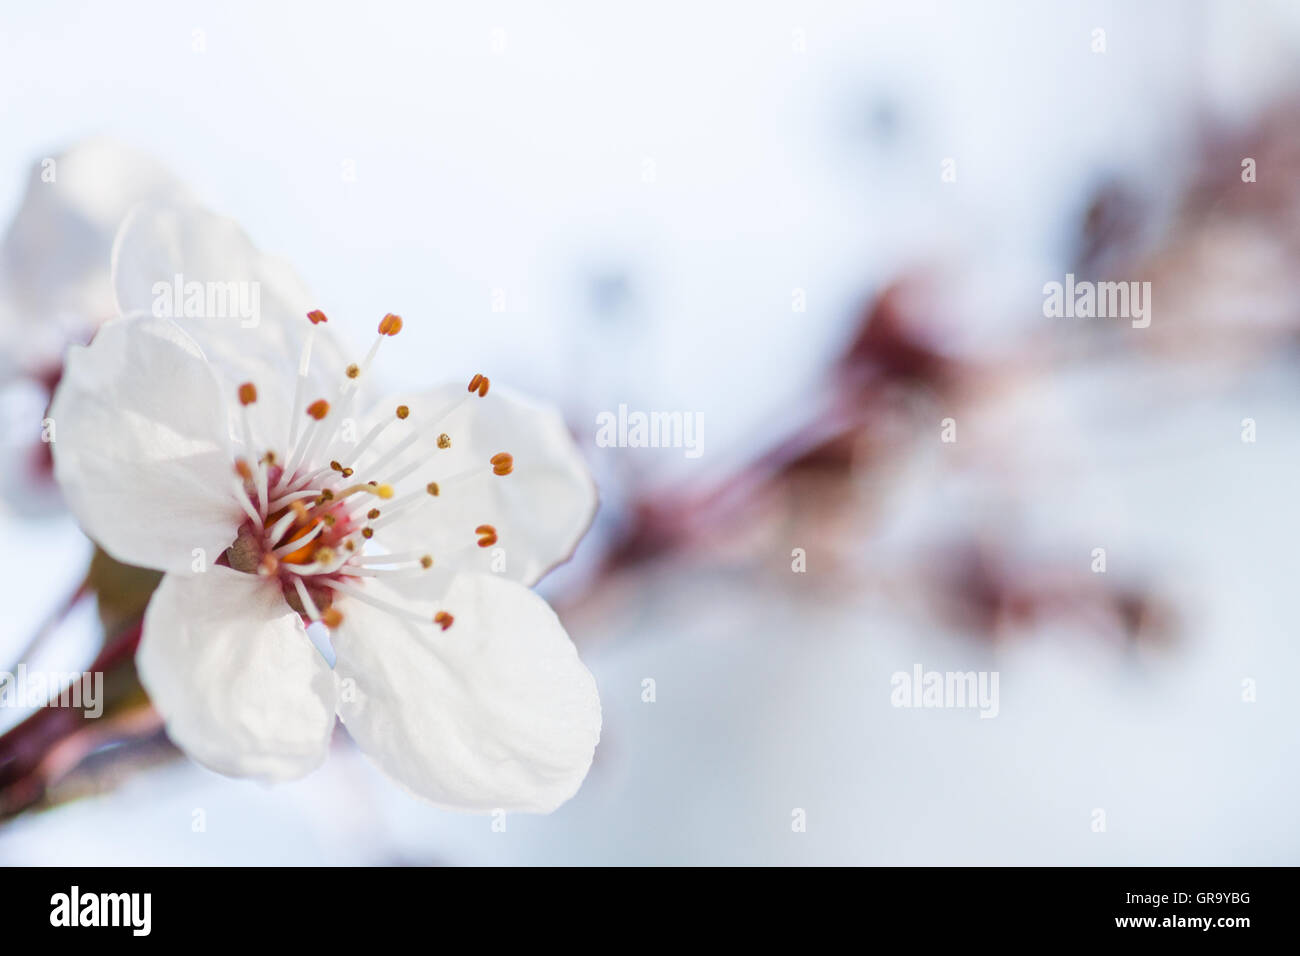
[217,310,509,635]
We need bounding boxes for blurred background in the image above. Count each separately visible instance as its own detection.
[1,0,1298,864]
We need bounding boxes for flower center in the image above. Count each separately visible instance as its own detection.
[219,311,510,634]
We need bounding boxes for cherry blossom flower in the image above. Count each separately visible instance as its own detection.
[47,205,601,812]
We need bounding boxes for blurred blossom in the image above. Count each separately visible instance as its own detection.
[1,140,185,329]
[0,139,190,516]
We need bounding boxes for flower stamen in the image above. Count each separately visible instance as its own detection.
[353,550,435,567]
[323,578,429,625]
[218,310,525,639]
[232,461,263,527]
[368,482,441,529]
[285,312,326,459]
[283,398,333,480]
[273,520,325,559]
[292,576,322,622]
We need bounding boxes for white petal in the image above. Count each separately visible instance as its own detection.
[139,567,339,781]
[111,202,353,437]
[1,138,190,323]
[49,313,243,573]
[354,384,597,586]
[333,572,601,813]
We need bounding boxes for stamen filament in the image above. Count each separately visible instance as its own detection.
[348,416,398,463]
[383,457,423,485]
[353,550,435,566]
[266,508,302,548]
[232,478,263,527]
[265,488,326,512]
[324,577,430,625]
[292,576,322,622]
[284,551,349,576]
[282,465,334,495]
[283,397,333,483]
[341,564,431,578]
[294,407,341,482]
[354,395,464,480]
[362,431,418,478]
[256,457,270,516]
[285,321,319,457]
[273,521,324,557]
[368,487,437,529]
[334,482,394,502]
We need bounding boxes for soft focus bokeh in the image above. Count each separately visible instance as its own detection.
[2,0,1298,863]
